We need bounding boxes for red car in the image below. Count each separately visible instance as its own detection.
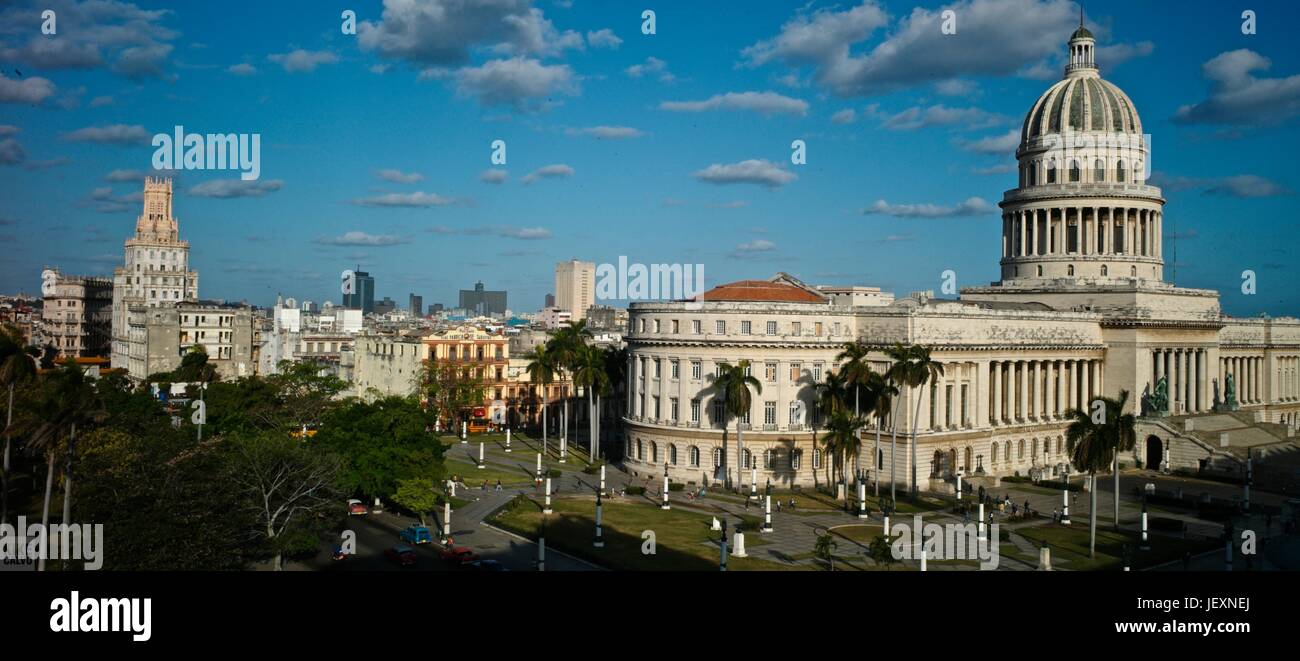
[438,546,479,566]
[385,545,418,567]
[347,499,368,516]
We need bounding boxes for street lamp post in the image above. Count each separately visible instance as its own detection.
[661,464,671,510]
[593,491,604,548]
[505,427,512,453]
[543,476,553,514]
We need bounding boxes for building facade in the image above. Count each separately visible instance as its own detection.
[458,281,507,316]
[111,177,200,372]
[342,269,375,313]
[555,259,595,321]
[40,269,113,359]
[620,26,1300,492]
[124,301,254,380]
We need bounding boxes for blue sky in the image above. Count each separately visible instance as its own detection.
[1,0,1298,316]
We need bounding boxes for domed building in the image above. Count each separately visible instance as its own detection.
[620,23,1300,495]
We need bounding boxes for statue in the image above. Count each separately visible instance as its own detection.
[1212,378,1221,410]
[1151,376,1169,414]
[1141,383,1153,416]
[1225,373,1238,411]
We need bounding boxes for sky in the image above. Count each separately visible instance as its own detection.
[1,0,1298,317]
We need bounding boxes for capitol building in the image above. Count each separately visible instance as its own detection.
[621,25,1300,492]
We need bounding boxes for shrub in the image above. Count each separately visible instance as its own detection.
[625,485,646,496]
[547,469,562,479]
[668,482,686,492]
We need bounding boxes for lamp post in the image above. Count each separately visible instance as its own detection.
[1140,500,1150,551]
[461,420,467,443]
[858,482,868,519]
[661,464,671,510]
[1061,488,1071,525]
[978,502,986,542]
[593,491,604,548]
[441,501,451,544]
[761,494,773,532]
[543,476,553,514]
[505,427,512,453]
[599,463,606,495]
[719,520,729,571]
[749,466,758,500]
[477,441,485,469]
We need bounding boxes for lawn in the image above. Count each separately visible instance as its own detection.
[823,522,1004,570]
[1014,522,1218,571]
[489,495,801,571]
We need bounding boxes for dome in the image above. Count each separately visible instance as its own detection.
[1070,25,1094,40]
[1021,75,1142,145]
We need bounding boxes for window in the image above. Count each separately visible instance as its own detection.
[712,447,722,468]
[1094,159,1105,182]
[1100,265,1108,276]
[740,320,752,335]
[1116,160,1126,183]
[652,396,660,419]
[789,401,803,425]
[789,362,801,381]
[764,401,776,425]
[637,439,644,460]
[764,449,774,469]
[791,450,801,470]
[813,448,822,470]
[766,321,777,335]
[651,441,659,463]
[669,444,678,465]
[1036,265,1043,277]
[765,362,777,382]
[1069,159,1080,182]
[813,363,823,382]
[713,399,724,424]
[691,360,701,380]
[716,320,726,334]
[692,319,702,334]
[792,321,801,335]
[654,359,661,378]
[1046,160,1057,183]
[670,360,680,379]
[670,397,679,422]
[654,319,661,333]
[814,322,823,335]
[638,319,645,333]
[1131,266,1137,277]
[690,399,701,424]
[689,446,700,467]
[991,442,999,464]
[741,449,751,469]
[1067,264,1075,276]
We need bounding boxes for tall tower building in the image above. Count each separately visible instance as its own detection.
[111,177,200,370]
[554,259,595,321]
[343,269,375,313]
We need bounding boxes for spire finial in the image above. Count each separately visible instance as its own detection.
[1080,6,1084,28]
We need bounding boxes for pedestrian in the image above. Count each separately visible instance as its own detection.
[745,498,750,511]
[1052,508,1059,524]
[789,498,795,510]
[495,479,502,491]
[776,500,782,513]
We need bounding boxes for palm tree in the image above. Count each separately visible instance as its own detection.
[525,344,556,455]
[0,324,38,524]
[24,359,105,570]
[572,344,610,460]
[548,320,592,459]
[883,344,908,502]
[600,346,627,456]
[1104,390,1137,530]
[865,371,898,498]
[1064,395,1121,559]
[836,341,873,485]
[814,532,838,571]
[822,411,865,492]
[815,371,849,486]
[887,344,943,499]
[712,361,761,491]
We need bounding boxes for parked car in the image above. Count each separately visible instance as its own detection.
[399,525,433,545]
[438,545,479,565]
[468,559,508,572]
[347,499,368,516]
[385,545,418,567]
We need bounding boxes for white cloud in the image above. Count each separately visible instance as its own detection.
[693,159,796,188]
[1098,41,1154,69]
[660,91,808,116]
[268,49,338,73]
[862,196,995,218]
[0,138,24,165]
[586,29,622,49]
[357,0,579,65]
[522,163,574,184]
[454,56,577,108]
[735,239,776,253]
[0,73,55,104]
[376,168,423,184]
[350,191,460,207]
[315,231,409,247]
[565,125,644,139]
[624,56,673,83]
[0,0,178,80]
[431,225,552,240]
[831,109,856,124]
[879,104,1009,131]
[227,63,256,76]
[1149,172,1290,198]
[1175,49,1300,127]
[480,169,509,184]
[61,124,151,146]
[956,129,1020,154]
[188,179,284,198]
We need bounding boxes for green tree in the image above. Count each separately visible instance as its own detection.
[711,361,761,490]
[815,370,849,485]
[0,323,38,523]
[822,410,866,492]
[1106,390,1137,531]
[525,343,556,453]
[418,359,486,434]
[547,320,592,459]
[1064,394,1121,559]
[313,396,444,502]
[869,535,896,570]
[887,344,943,499]
[865,371,898,498]
[814,532,838,571]
[836,341,873,484]
[600,346,628,456]
[227,431,343,571]
[393,477,438,526]
[264,360,348,434]
[573,343,610,460]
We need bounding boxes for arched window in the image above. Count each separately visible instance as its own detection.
[1100,265,1108,276]
[669,444,678,465]
[1046,160,1057,184]
[1004,443,1011,462]
[689,445,700,467]
[1094,159,1105,182]
[1116,159,1126,183]
[1056,437,1063,454]
[637,439,644,461]
[741,448,752,469]
[650,441,659,463]
[1036,265,1043,277]
[813,448,822,470]
[792,450,802,470]
[1017,439,1025,459]
[990,442,999,464]
[1032,438,1039,456]
[1028,162,1038,186]
[712,447,722,468]
[1067,264,1075,276]
[1133,162,1142,182]
[1131,266,1138,277]
[764,448,774,469]
[1069,159,1080,182]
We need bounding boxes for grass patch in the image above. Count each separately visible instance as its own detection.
[1015,523,1218,571]
[490,496,800,571]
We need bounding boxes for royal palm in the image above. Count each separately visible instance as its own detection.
[713,361,761,490]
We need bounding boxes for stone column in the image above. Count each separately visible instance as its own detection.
[1019,210,1027,256]
[1046,360,1057,419]
[1199,350,1209,411]
[1095,359,1103,401]
[1081,359,1092,408]
[934,376,947,430]
[1074,209,1082,254]
[1029,209,1038,256]
[976,361,990,427]
[1013,359,1024,421]
[992,361,1002,425]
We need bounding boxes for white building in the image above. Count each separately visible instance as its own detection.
[555,259,595,321]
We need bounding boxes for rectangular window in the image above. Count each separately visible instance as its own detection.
[764,401,776,425]
[670,397,679,422]
[766,321,777,335]
[654,359,661,378]
[692,319,702,334]
[792,321,801,335]
[740,320,752,335]
[671,360,680,379]
[713,399,724,424]
[653,396,661,419]
[691,360,702,380]
[716,320,725,334]
[654,319,661,333]
[765,362,777,382]
[691,399,701,424]
[813,363,823,382]
[815,322,823,335]
[789,362,801,381]
[671,319,680,333]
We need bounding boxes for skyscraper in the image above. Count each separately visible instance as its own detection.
[555,259,595,321]
[111,177,200,370]
[458,281,508,315]
[343,269,375,314]
[409,293,423,317]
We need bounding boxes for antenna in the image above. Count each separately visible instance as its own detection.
[1167,215,1177,284]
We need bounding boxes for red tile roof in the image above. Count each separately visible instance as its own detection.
[699,280,826,304]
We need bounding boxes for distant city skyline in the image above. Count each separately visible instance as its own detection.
[2,1,1299,316]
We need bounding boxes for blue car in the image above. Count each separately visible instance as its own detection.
[399,525,433,545]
